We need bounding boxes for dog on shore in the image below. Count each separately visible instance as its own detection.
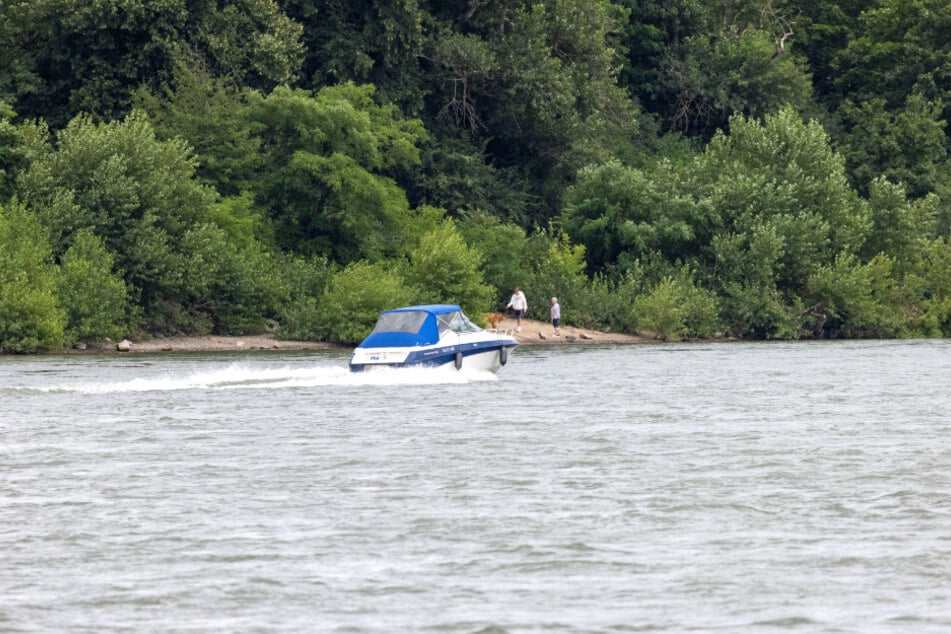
[485,312,505,328]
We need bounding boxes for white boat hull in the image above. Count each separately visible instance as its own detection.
[349,333,517,373]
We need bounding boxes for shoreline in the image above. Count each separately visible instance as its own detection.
[46,318,649,355]
[497,317,649,346]
[58,333,341,355]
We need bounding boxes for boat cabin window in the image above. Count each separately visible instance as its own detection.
[437,311,482,334]
[370,311,428,335]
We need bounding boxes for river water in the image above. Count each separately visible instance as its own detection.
[2,340,950,632]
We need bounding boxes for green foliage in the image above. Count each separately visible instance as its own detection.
[0,0,302,127]
[425,0,640,222]
[562,159,717,273]
[249,84,428,262]
[0,100,29,200]
[0,0,185,126]
[711,223,798,339]
[55,230,130,345]
[521,231,589,324]
[273,254,332,340]
[803,254,906,338]
[133,60,265,197]
[795,0,870,101]
[903,238,951,336]
[838,95,948,199]
[186,0,303,88]
[862,178,938,269]
[18,110,219,332]
[3,0,951,348]
[281,0,425,112]
[406,131,532,226]
[277,253,332,303]
[0,201,65,352]
[209,193,267,249]
[456,212,532,307]
[634,268,720,341]
[832,0,951,113]
[828,1,951,214]
[621,0,813,138]
[293,261,417,345]
[407,221,495,320]
[659,27,813,137]
[571,270,643,332]
[175,226,288,335]
[701,108,871,261]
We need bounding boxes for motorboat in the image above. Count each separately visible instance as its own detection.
[349,304,518,372]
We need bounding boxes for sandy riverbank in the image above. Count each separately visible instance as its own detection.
[494,317,649,346]
[60,333,340,354]
[55,318,647,354]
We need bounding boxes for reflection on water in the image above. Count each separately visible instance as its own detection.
[2,341,951,632]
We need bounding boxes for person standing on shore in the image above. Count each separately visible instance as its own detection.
[550,296,561,337]
[506,287,527,332]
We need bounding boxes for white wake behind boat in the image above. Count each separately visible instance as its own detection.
[348,304,519,373]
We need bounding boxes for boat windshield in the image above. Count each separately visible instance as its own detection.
[436,311,482,335]
[370,311,428,335]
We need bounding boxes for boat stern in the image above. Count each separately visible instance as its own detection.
[348,347,411,372]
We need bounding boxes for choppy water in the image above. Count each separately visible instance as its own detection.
[2,341,950,633]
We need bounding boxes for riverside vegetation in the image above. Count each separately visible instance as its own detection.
[2,1,951,353]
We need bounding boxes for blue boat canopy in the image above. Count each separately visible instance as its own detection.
[357,304,482,348]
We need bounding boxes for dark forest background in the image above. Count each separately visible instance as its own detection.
[2,0,951,351]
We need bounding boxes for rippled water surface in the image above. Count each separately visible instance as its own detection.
[3,341,951,632]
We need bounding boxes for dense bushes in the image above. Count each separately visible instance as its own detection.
[2,0,951,352]
[634,269,721,341]
[0,202,64,352]
[55,230,130,345]
[285,260,415,345]
[5,94,951,351]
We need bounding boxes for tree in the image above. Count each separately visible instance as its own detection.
[698,108,871,285]
[55,230,130,345]
[837,95,948,199]
[562,159,718,274]
[861,178,938,268]
[457,211,532,304]
[520,231,590,324]
[133,60,265,197]
[802,254,905,338]
[832,0,951,113]
[696,109,873,336]
[185,0,303,89]
[0,0,302,127]
[0,100,29,200]
[0,200,65,352]
[616,0,813,138]
[658,26,813,137]
[18,110,220,332]
[794,0,873,102]
[907,238,951,336]
[824,0,951,226]
[710,221,796,338]
[249,84,430,262]
[424,0,640,222]
[279,0,426,112]
[407,221,495,319]
[634,266,720,340]
[305,260,417,344]
[173,225,289,335]
[403,119,533,227]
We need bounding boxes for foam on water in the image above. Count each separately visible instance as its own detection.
[6,361,498,394]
